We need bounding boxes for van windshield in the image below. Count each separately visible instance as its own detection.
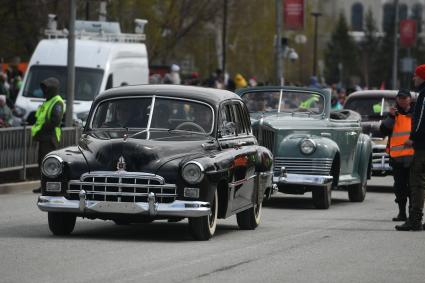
[22,65,104,101]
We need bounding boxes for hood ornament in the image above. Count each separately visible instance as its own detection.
[123,134,128,142]
[116,156,126,171]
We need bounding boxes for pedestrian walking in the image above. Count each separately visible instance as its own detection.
[396,64,425,231]
[31,77,65,194]
[380,89,414,222]
[0,95,13,127]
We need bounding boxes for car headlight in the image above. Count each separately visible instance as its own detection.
[300,139,316,155]
[41,155,63,178]
[182,161,204,184]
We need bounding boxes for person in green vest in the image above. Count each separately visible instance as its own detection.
[31,77,65,193]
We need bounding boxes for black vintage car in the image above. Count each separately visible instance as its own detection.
[37,85,273,240]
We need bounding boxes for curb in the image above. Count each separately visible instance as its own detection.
[0,180,40,194]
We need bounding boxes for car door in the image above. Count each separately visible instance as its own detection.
[218,101,257,213]
[329,118,361,175]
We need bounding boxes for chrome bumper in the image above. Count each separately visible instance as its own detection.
[273,173,333,187]
[37,191,211,218]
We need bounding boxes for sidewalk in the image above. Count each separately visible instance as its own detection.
[0,180,40,194]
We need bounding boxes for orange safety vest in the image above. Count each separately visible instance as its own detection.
[388,114,414,158]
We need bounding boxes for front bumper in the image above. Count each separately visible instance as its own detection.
[37,191,211,218]
[273,173,333,187]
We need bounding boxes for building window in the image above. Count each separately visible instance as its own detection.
[351,3,364,31]
[399,4,408,20]
[383,3,394,32]
[412,3,423,33]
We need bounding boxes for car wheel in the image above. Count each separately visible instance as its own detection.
[48,212,76,236]
[236,198,262,230]
[312,184,331,209]
[348,178,367,202]
[188,190,218,241]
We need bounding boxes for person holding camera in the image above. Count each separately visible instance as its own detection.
[380,89,414,222]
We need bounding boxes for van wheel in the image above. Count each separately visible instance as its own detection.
[48,212,76,236]
[312,185,331,209]
[236,199,262,230]
[189,190,218,241]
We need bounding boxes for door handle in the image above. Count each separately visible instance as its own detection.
[321,132,331,137]
[346,131,357,136]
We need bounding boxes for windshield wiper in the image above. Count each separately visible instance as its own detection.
[167,128,209,136]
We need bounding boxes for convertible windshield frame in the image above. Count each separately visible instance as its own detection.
[240,89,326,116]
[88,95,216,136]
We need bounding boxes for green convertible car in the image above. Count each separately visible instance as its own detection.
[238,86,372,209]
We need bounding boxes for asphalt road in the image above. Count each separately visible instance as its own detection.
[1,176,425,283]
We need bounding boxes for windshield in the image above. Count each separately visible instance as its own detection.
[91,97,214,134]
[344,97,395,118]
[22,65,104,101]
[241,90,325,115]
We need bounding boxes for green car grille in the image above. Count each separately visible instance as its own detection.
[253,127,275,153]
[274,157,333,176]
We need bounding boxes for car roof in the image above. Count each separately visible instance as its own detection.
[346,90,418,101]
[95,84,241,105]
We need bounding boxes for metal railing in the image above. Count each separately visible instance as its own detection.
[0,126,82,179]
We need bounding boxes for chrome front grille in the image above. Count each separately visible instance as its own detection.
[274,157,333,176]
[253,127,275,153]
[67,171,177,203]
[372,144,390,169]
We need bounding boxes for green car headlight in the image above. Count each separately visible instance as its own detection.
[300,139,316,155]
[182,161,204,184]
[41,155,63,178]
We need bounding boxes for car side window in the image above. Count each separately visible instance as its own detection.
[219,104,236,137]
[233,102,249,135]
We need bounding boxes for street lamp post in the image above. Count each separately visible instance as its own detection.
[392,0,399,89]
[275,0,284,85]
[65,0,76,127]
[222,0,228,74]
[311,12,322,77]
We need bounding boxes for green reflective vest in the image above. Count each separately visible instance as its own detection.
[31,95,64,142]
[300,95,319,108]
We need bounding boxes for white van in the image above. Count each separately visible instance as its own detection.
[15,20,149,123]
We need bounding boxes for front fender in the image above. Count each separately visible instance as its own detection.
[276,134,339,160]
[353,133,372,180]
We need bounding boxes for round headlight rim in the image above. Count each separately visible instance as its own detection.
[182,161,205,185]
[300,138,317,155]
[41,155,63,178]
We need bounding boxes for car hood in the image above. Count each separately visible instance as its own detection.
[252,114,326,130]
[78,131,209,173]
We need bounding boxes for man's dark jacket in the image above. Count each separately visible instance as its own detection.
[410,82,425,151]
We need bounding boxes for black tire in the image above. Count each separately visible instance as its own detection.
[312,185,331,209]
[48,212,76,236]
[348,178,367,202]
[113,219,131,225]
[236,200,262,230]
[189,190,218,241]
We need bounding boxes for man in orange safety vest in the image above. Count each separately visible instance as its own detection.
[380,89,414,222]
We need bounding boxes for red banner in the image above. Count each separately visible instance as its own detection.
[284,0,304,30]
[400,19,417,48]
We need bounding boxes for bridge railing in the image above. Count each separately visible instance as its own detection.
[0,126,82,179]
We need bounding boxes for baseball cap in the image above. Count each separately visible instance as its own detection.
[396,89,411,97]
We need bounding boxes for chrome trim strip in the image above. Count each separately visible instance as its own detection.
[68,181,176,189]
[37,196,211,217]
[274,173,333,186]
[229,174,256,188]
[67,190,176,197]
